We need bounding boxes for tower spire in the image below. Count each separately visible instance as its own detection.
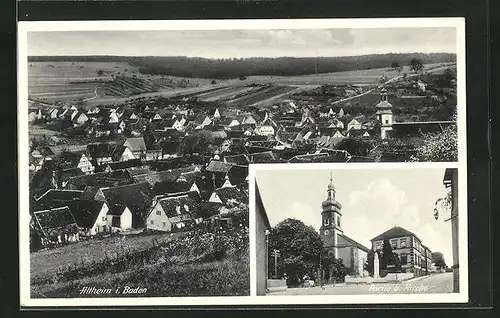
[327,172,335,199]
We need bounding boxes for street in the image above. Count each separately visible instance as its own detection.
[267,272,454,295]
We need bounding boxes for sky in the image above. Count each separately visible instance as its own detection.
[256,167,454,264]
[27,28,456,58]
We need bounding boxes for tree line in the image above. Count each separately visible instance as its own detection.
[28,53,456,79]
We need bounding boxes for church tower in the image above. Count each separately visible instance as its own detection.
[319,172,343,259]
[375,87,394,139]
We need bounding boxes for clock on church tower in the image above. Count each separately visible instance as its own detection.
[319,173,343,258]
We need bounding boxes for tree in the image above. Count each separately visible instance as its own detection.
[391,61,403,73]
[410,58,424,73]
[97,69,104,76]
[364,250,376,276]
[336,137,374,157]
[321,252,348,279]
[411,125,458,162]
[431,252,447,269]
[177,130,215,156]
[268,218,323,281]
[381,237,393,270]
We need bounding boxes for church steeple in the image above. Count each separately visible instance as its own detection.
[381,87,388,101]
[327,172,336,199]
[375,86,394,140]
[320,172,343,259]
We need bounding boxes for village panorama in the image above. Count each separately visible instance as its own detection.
[26,51,457,298]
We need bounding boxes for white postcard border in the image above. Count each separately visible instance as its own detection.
[18,17,467,307]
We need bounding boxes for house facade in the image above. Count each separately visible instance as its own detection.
[255,182,272,296]
[370,226,432,277]
[77,154,94,174]
[107,205,133,232]
[146,193,198,232]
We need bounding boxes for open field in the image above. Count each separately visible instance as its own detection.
[30,231,183,282]
[246,63,454,86]
[28,61,214,104]
[27,61,455,106]
[30,226,250,298]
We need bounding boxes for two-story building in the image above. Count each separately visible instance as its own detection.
[370,226,432,277]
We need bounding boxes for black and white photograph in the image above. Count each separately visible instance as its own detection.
[18,18,466,306]
[252,164,466,302]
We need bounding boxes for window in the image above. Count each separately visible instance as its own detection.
[150,220,154,225]
[324,218,330,226]
[102,216,106,222]
[400,239,406,248]
[390,239,397,249]
[337,217,340,227]
[156,210,161,215]
[162,222,166,228]
[400,253,407,265]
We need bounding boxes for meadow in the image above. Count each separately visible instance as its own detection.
[30,226,250,298]
[27,60,455,107]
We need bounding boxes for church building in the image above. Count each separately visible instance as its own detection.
[319,173,370,281]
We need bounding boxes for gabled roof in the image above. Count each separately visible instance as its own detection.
[58,168,85,186]
[33,206,79,237]
[125,166,151,176]
[348,129,370,138]
[193,114,210,125]
[35,189,83,208]
[155,193,200,218]
[111,145,130,162]
[205,160,233,173]
[224,154,249,166]
[338,234,370,253]
[210,130,228,139]
[132,170,182,186]
[66,170,133,190]
[247,151,278,163]
[348,118,362,125]
[108,159,143,171]
[192,202,223,219]
[123,137,147,152]
[227,165,248,185]
[108,204,128,216]
[65,200,107,228]
[87,143,115,159]
[221,117,239,126]
[370,226,421,242]
[35,147,55,157]
[58,151,85,167]
[101,182,153,220]
[214,186,248,205]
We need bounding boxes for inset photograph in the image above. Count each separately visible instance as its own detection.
[253,165,462,298]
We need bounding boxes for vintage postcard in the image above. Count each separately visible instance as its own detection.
[18,18,466,306]
[249,163,467,304]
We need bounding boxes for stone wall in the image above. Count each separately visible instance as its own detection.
[267,279,287,292]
